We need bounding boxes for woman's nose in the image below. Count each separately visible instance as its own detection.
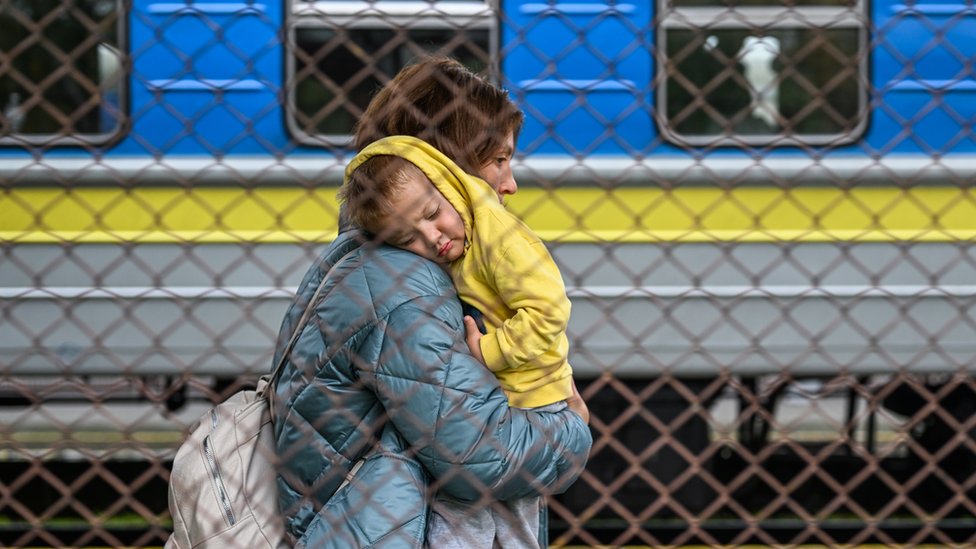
[496,176,518,198]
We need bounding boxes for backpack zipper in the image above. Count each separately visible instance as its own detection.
[202,434,237,526]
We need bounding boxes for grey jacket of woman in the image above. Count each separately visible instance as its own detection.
[271,229,592,548]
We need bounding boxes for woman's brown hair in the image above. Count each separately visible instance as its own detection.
[353,57,524,175]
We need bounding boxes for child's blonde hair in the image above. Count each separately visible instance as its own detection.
[338,155,424,235]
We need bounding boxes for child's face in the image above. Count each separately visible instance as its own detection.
[380,169,465,264]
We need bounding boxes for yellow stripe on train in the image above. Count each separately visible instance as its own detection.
[2,186,975,243]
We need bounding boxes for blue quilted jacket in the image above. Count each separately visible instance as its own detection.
[271,230,592,548]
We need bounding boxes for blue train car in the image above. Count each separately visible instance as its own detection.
[3,0,974,375]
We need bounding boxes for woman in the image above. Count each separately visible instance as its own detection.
[271,57,592,548]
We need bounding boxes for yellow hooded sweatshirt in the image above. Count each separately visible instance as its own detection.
[345,136,574,408]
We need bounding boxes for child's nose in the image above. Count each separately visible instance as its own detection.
[421,224,441,247]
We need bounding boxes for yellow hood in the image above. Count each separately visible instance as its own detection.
[344,135,500,243]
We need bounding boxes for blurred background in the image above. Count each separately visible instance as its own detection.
[1,0,975,546]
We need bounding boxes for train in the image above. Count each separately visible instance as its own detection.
[1,0,974,546]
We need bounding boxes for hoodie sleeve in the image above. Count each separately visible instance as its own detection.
[367,294,591,502]
[477,226,573,373]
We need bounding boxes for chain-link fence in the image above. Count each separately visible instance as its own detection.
[2,0,975,546]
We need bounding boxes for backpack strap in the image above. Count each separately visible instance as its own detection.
[263,246,358,401]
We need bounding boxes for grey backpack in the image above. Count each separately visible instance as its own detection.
[165,377,288,549]
[166,257,345,548]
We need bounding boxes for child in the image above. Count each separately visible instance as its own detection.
[339,135,585,548]
[340,135,576,410]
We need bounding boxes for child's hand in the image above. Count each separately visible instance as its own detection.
[566,380,590,425]
[463,315,486,365]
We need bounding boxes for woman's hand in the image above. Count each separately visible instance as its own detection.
[463,315,486,365]
[566,380,590,425]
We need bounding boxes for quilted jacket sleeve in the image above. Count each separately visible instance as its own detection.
[366,291,592,503]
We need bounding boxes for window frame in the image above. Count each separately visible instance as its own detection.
[286,0,499,147]
[655,1,869,147]
[0,0,127,147]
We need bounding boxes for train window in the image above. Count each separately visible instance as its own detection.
[0,0,125,145]
[657,0,867,146]
[287,1,495,145]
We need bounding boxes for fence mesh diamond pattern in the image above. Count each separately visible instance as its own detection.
[1,0,974,547]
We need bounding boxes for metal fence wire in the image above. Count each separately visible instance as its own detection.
[2,0,975,547]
